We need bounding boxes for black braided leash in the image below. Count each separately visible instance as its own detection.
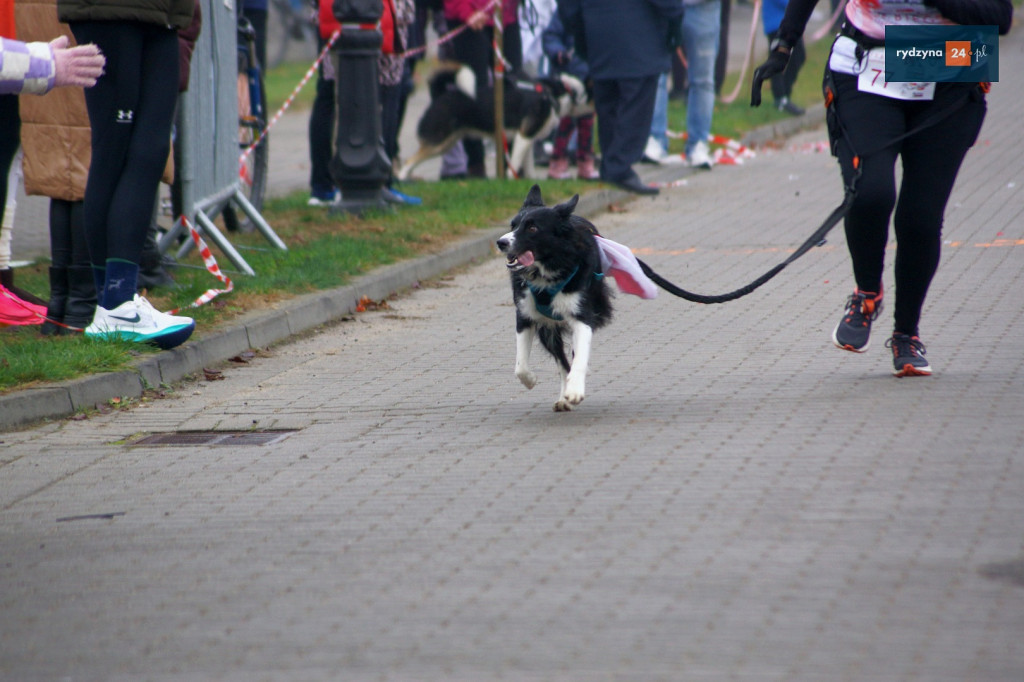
[634,190,854,304]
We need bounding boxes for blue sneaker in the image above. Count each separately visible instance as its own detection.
[307,188,339,206]
[382,187,422,205]
[833,288,883,352]
[886,333,932,377]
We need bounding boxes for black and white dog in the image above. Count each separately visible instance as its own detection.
[397,65,591,181]
[497,185,613,411]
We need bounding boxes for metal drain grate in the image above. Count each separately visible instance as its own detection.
[131,430,298,446]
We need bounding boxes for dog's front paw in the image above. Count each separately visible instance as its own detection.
[516,369,537,389]
[553,389,584,411]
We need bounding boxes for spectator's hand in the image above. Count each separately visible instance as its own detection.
[750,47,790,107]
[467,10,489,31]
[553,50,571,68]
[50,35,105,89]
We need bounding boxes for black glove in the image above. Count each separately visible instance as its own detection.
[750,47,791,107]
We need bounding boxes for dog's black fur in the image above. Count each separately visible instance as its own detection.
[497,185,612,411]
[397,65,589,181]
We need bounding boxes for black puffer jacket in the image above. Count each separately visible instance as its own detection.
[57,0,195,30]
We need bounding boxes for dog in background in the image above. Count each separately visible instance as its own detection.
[497,185,612,411]
[397,65,591,181]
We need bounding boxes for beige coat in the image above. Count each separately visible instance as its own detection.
[15,0,90,201]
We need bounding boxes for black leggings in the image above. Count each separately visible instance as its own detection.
[829,71,986,336]
[0,95,20,219]
[69,21,179,267]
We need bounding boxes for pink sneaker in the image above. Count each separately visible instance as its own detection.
[547,157,571,179]
[577,156,600,180]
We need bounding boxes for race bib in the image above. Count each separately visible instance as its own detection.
[857,47,936,100]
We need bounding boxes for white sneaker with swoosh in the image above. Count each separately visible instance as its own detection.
[85,295,195,349]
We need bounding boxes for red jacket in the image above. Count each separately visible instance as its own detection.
[319,0,398,54]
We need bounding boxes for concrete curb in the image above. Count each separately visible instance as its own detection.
[0,113,824,432]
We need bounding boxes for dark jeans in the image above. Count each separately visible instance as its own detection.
[830,71,986,335]
[593,74,659,183]
[308,52,336,195]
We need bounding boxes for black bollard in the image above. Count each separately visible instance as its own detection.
[329,0,392,215]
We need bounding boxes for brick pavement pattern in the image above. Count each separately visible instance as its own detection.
[2,20,1023,682]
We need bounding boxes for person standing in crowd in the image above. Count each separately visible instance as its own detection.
[57,0,196,349]
[14,0,103,335]
[761,0,805,115]
[559,0,683,195]
[541,9,599,181]
[308,0,342,205]
[442,0,521,179]
[1,14,103,319]
[678,0,722,169]
[379,0,421,204]
[752,0,1012,376]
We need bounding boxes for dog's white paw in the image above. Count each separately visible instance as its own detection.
[553,390,584,411]
[553,398,574,412]
[516,369,537,389]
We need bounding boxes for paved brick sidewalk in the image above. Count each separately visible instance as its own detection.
[2,19,1023,682]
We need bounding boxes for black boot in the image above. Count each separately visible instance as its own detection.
[0,267,47,307]
[137,224,176,291]
[40,266,68,336]
[64,265,98,332]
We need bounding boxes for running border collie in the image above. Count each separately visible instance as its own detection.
[397,65,591,181]
[497,185,612,411]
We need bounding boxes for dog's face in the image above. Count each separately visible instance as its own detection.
[497,185,581,281]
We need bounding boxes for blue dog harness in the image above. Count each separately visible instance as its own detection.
[526,266,603,321]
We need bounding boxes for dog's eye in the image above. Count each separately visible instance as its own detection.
[527,225,538,234]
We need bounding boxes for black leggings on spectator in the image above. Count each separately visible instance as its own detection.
[829,72,986,337]
[69,21,179,271]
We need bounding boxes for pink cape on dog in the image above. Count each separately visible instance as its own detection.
[594,236,658,300]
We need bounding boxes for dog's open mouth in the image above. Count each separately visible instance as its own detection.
[506,250,535,270]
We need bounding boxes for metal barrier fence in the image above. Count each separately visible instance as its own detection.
[158,0,285,276]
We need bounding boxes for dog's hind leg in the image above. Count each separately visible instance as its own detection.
[555,321,593,412]
[515,325,538,389]
[508,133,534,179]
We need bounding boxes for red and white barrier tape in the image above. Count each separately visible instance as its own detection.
[168,215,234,314]
[239,27,342,166]
[665,130,757,166]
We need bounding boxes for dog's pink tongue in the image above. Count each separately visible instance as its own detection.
[518,251,535,267]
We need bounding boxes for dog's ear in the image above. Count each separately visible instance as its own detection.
[523,184,544,210]
[554,194,579,220]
